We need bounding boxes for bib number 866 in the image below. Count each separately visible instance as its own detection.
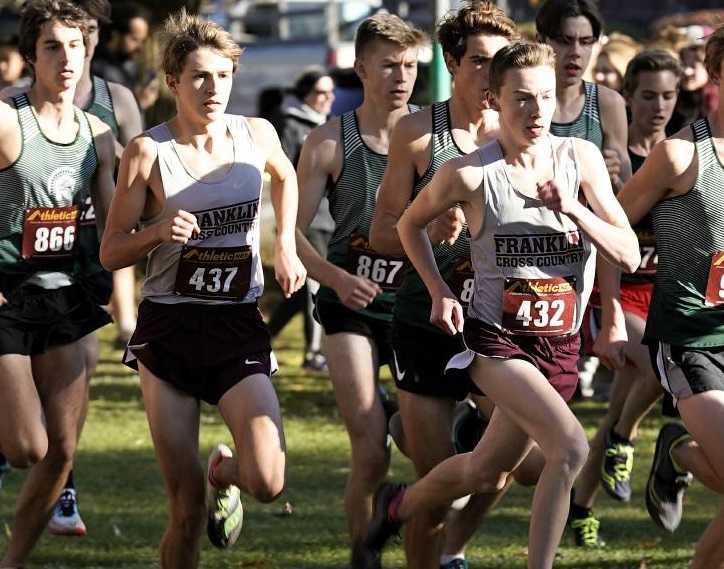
[188,267,238,294]
[34,226,75,253]
[356,255,403,286]
[516,299,565,328]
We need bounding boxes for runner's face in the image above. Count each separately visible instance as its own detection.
[171,47,234,124]
[449,33,510,110]
[593,53,621,91]
[85,19,99,62]
[356,40,418,109]
[496,65,556,146]
[0,46,24,85]
[547,16,596,87]
[33,21,85,92]
[628,70,678,135]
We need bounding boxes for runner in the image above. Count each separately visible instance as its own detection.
[363,41,640,569]
[617,24,724,569]
[100,10,305,568]
[368,4,533,568]
[294,13,425,567]
[567,49,681,547]
[0,1,116,567]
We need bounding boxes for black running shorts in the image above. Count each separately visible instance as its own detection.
[392,320,481,400]
[314,297,392,366]
[0,283,111,356]
[124,299,275,405]
[649,341,724,404]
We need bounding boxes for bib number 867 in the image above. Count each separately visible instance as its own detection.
[356,255,403,285]
[188,267,238,293]
[34,226,75,253]
[516,299,565,328]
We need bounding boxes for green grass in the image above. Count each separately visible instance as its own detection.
[0,316,716,568]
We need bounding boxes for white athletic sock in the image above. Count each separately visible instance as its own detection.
[440,553,465,565]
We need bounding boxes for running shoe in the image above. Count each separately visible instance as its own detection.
[363,482,406,561]
[378,385,399,453]
[601,429,634,502]
[569,510,605,548]
[452,400,487,454]
[0,455,10,489]
[645,422,692,532]
[48,489,87,537]
[206,444,244,549]
[302,351,327,372]
[441,558,469,569]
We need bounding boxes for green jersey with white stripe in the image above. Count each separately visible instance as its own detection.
[645,118,724,347]
[550,81,603,150]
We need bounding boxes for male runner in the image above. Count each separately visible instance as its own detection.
[100,10,305,569]
[568,50,681,547]
[0,1,116,567]
[294,13,425,567]
[369,4,528,568]
[618,24,724,569]
[364,41,640,569]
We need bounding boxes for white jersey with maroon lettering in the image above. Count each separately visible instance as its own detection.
[140,115,265,305]
[468,136,596,337]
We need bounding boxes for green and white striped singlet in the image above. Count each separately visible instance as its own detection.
[550,81,603,150]
[0,94,97,283]
[645,118,724,347]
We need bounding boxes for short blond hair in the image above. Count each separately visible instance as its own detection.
[489,41,556,95]
[161,9,242,77]
[705,24,724,79]
[354,13,427,59]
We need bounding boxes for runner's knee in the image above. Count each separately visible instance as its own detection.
[4,433,48,468]
[547,433,589,480]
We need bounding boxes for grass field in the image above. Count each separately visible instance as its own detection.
[0,315,717,568]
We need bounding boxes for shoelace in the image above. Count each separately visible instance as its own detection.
[572,516,600,546]
[57,492,76,517]
[606,445,634,481]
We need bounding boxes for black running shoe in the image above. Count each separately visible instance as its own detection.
[569,510,605,547]
[601,429,634,502]
[364,483,406,559]
[646,422,692,532]
[452,400,487,454]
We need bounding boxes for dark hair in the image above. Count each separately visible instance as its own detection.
[19,0,89,65]
[108,1,151,34]
[0,9,20,47]
[293,67,329,100]
[354,13,427,59]
[535,0,603,41]
[705,24,724,79]
[437,1,519,63]
[73,0,110,25]
[489,41,556,96]
[622,49,682,97]
[161,9,242,77]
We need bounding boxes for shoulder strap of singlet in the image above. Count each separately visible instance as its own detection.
[340,110,363,161]
[584,81,600,124]
[92,76,114,112]
[692,117,716,172]
[11,94,36,140]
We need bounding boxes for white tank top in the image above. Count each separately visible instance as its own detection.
[140,115,266,305]
[468,136,596,336]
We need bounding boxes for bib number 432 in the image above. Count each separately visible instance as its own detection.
[502,276,576,336]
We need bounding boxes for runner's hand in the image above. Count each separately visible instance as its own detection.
[430,286,464,335]
[603,148,623,193]
[593,318,628,370]
[427,207,465,246]
[158,210,200,244]
[537,180,577,216]
[0,292,6,306]
[275,246,306,299]
[334,272,382,311]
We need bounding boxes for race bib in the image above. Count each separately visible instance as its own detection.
[78,195,95,227]
[501,276,576,336]
[21,206,79,260]
[449,258,475,308]
[174,245,252,300]
[347,233,405,291]
[704,252,724,307]
[635,230,657,275]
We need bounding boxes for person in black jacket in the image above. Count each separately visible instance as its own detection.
[268,68,335,370]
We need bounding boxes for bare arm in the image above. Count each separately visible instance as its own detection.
[542,139,640,272]
[108,81,143,149]
[249,117,306,298]
[398,157,482,334]
[87,115,116,236]
[100,136,199,270]
[599,86,632,193]
[295,121,381,310]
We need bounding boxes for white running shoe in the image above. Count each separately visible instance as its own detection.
[206,444,243,549]
[48,489,87,537]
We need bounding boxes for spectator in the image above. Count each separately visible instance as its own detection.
[92,1,150,90]
[267,68,335,371]
[0,9,26,90]
[594,33,641,92]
